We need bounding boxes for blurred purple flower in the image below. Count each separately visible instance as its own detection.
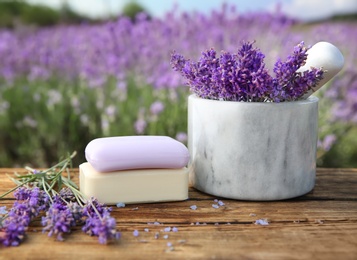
[175,132,187,143]
[150,101,165,115]
[22,116,38,128]
[321,134,337,151]
[0,206,7,215]
[134,118,147,134]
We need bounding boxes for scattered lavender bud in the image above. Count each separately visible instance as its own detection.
[163,234,169,239]
[133,230,139,237]
[190,205,197,210]
[255,219,269,226]
[144,228,149,232]
[131,207,139,211]
[218,200,225,206]
[172,227,178,232]
[154,232,160,239]
[167,242,173,247]
[147,221,161,225]
[116,202,125,208]
[214,199,218,203]
[0,206,7,214]
[212,204,219,209]
[164,227,171,232]
[249,213,257,217]
[195,222,200,225]
[214,223,219,226]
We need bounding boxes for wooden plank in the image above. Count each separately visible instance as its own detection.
[1,168,357,259]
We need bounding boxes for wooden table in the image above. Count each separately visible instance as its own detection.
[1,168,357,259]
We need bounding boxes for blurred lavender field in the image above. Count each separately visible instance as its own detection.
[0,5,356,167]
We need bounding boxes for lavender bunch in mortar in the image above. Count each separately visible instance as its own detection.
[171,41,325,102]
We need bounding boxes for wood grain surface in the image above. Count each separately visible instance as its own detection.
[1,168,357,259]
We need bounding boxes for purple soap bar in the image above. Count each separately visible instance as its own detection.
[85,136,190,172]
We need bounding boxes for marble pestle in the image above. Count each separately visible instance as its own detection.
[299,41,344,99]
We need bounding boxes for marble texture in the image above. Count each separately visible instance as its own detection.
[188,95,319,200]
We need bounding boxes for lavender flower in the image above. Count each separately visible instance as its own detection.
[171,41,324,102]
[82,198,120,244]
[175,132,188,143]
[2,187,49,246]
[41,200,76,241]
[1,215,27,246]
[134,118,147,134]
[59,187,77,202]
[82,212,120,244]
[272,41,324,102]
[150,101,165,115]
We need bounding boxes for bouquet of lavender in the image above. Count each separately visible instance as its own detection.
[0,152,120,247]
[171,41,324,102]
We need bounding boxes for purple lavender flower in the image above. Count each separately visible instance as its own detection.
[175,132,187,143]
[150,101,165,115]
[320,134,337,151]
[84,212,120,244]
[41,201,76,241]
[1,215,27,246]
[271,41,324,102]
[82,198,120,244]
[2,187,49,246]
[82,198,108,218]
[134,118,147,134]
[59,187,76,202]
[171,41,324,102]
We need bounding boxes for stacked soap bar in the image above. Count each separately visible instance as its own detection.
[79,136,190,204]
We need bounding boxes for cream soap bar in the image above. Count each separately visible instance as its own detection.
[85,136,190,172]
[79,162,189,204]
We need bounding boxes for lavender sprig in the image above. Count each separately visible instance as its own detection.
[1,187,48,246]
[271,41,324,102]
[0,152,121,247]
[171,41,324,102]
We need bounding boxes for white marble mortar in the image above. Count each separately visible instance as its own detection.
[188,94,319,200]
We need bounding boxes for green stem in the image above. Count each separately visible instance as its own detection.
[0,175,36,199]
[42,177,53,204]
